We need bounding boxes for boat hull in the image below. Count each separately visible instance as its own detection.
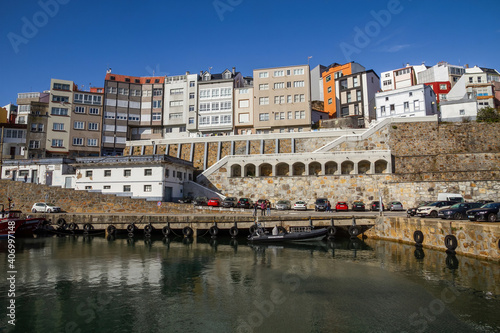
[248,228,328,243]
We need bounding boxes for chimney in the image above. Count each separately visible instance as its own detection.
[465,64,469,69]
[232,67,236,75]
[200,71,203,76]
[186,71,190,75]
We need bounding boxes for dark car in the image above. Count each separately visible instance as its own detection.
[466,202,500,222]
[178,195,193,204]
[193,196,208,206]
[222,197,238,208]
[371,201,385,211]
[438,202,484,220]
[476,200,494,205]
[315,198,329,211]
[236,198,253,209]
[352,201,365,211]
[407,201,433,217]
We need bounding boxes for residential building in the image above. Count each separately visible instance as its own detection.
[47,79,75,157]
[26,101,49,158]
[73,155,195,202]
[164,72,199,137]
[17,93,43,125]
[464,66,498,109]
[1,158,75,186]
[417,62,465,103]
[440,99,478,122]
[71,87,103,157]
[234,80,254,135]
[0,123,27,159]
[322,62,365,117]
[380,64,427,92]
[197,68,243,136]
[375,84,437,120]
[3,104,17,123]
[335,70,380,127]
[102,73,165,155]
[253,65,311,133]
[310,64,327,102]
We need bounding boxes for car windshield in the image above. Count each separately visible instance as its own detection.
[47,203,56,207]
[225,197,236,201]
[316,199,327,204]
[354,202,363,204]
[240,198,248,202]
[392,202,401,205]
[296,201,305,204]
[428,202,440,206]
[450,203,461,209]
[277,201,288,204]
[482,203,499,209]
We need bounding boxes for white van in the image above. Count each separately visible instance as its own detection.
[437,193,464,202]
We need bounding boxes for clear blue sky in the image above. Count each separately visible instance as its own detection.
[1,0,499,104]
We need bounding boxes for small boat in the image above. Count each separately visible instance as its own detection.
[248,226,327,243]
[0,210,47,239]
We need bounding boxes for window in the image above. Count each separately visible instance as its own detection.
[180,126,186,132]
[239,88,248,94]
[287,95,292,103]
[404,102,409,112]
[75,106,85,113]
[123,185,131,192]
[293,81,304,88]
[211,89,220,98]
[103,186,111,190]
[239,100,249,108]
[220,88,231,97]
[327,87,332,93]
[200,116,209,125]
[144,169,152,176]
[220,101,231,110]
[414,100,420,110]
[153,100,162,108]
[85,186,92,190]
[131,89,141,97]
[440,94,447,101]
[170,100,183,107]
[328,98,332,104]
[477,76,481,83]
[340,80,348,90]
[144,185,152,192]
[51,108,68,116]
[38,124,44,132]
[409,92,413,97]
[341,107,349,117]
[294,68,304,75]
[189,81,195,87]
[440,84,447,90]
[274,96,285,104]
[238,113,250,123]
[188,117,195,124]
[124,169,131,177]
[259,84,268,90]
[74,121,84,130]
[143,90,152,97]
[259,97,269,105]
[29,140,40,149]
[469,77,473,83]
[189,105,195,112]
[300,110,305,119]
[294,94,305,103]
[353,77,359,87]
[390,104,395,114]
[170,88,183,95]
[52,139,63,147]
[53,83,70,90]
[104,170,111,177]
[274,82,284,89]
[357,91,362,101]
[73,138,83,146]
[274,70,284,77]
[347,92,351,103]
[325,75,331,82]
[381,106,386,115]
[334,71,343,79]
[354,105,359,115]
[288,111,292,119]
[87,139,98,146]
[89,108,99,115]
[106,86,117,94]
[259,72,269,78]
[211,115,219,124]
[221,115,231,124]
[259,113,269,121]
[53,123,65,131]
[189,92,195,99]
[88,123,98,130]
[86,171,92,177]
[153,89,162,96]
[459,109,465,115]
[118,88,129,95]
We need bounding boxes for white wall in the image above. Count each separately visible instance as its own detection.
[440,100,478,122]
[375,84,437,120]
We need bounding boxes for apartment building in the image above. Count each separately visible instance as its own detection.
[197,68,243,135]
[164,72,199,137]
[322,62,365,117]
[417,62,465,103]
[47,79,75,156]
[26,101,49,158]
[310,64,327,102]
[380,64,427,92]
[234,79,254,135]
[253,65,311,133]
[17,92,44,125]
[70,87,103,157]
[335,70,380,127]
[375,84,437,120]
[102,73,165,155]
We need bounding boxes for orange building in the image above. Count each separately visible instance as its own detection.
[322,62,365,117]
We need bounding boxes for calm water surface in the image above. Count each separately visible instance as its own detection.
[0,235,499,333]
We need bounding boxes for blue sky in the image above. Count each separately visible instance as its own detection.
[1,0,499,104]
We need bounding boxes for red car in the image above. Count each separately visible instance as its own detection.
[207,198,221,207]
[335,201,348,212]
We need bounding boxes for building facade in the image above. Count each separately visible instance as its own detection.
[164,72,199,137]
[234,84,254,135]
[375,84,437,120]
[47,79,75,156]
[70,88,103,157]
[253,65,311,133]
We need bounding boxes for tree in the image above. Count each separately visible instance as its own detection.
[476,107,500,123]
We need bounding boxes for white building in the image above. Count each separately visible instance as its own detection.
[375,84,437,120]
[163,72,199,137]
[417,62,465,87]
[1,158,75,187]
[440,99,478,122]
[1,124,27,159]
[73,155,195,202]
[234,85,254,135]
[380,64,428,92]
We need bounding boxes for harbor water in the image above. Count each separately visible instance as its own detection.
[1,234,499,333]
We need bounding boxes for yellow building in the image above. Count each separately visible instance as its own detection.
[0,107,8,123]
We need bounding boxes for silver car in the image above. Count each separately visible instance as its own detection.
[275,200,291,210]
[32,202,61,213]
[389,201,404,211]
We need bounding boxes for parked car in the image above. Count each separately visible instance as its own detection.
[315,198,329,211]
[416,201,456,218]
[256,199,268,209]
[388,201,404,211]
[407,201,433,217]
[193,196,208,206]
[352,201,365,211]
[371,201,385,211]
[476,200,494,205]
[178,195,193,204]
[275,200,291,210]
[466,202,500,222]
[222,197,238,208]
[236,198,253,209]
[293,201,307,211]
[32,202,61,213]
[439,202,484,220]
[207,197,221,207]
[335,201,348,212]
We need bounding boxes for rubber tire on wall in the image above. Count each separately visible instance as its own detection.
[83,223,93,232]
[348,226,360,237]
[249,225,257,234]
[209,226,219,236]
[68,222,78,231]
[107,225,116,236]
[229,226,238,237]
[444,235,458,251]
[183,226,194,237]
[144,224,153,234]
[413,230,424,244]
[162,226,171,236]
[327,226,337,237]
[126,224,135,233]
[57,218,66,228]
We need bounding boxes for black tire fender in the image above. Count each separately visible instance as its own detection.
[126,224,136,233]
[68,222,78,231]
[209,226,219,236]
[444,234,458,251]
[413,230,424,244]
[229,226,238,237]
[144,224,153,234]
[162,226,171,236]
[107,225,116,235]
[348,225,360,237]
[83,223,93,232]
[183,226,194,237]
[56,218,66,228]
[327,226,337,236]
